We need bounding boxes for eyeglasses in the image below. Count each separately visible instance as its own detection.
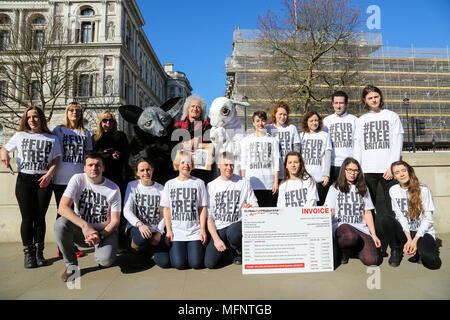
[102,118,114,123]
[68,109,81,113]
[345,168,360,174]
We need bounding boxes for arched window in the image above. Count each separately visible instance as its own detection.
[28,15,46,50]
[0,15,11,25]
[80,8,95,16]
[32,17,46,25]
[76,7,96,43]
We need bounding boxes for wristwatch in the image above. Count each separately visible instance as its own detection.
[136,222,144,228]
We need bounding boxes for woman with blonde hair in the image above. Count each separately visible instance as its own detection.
[52,102,93,258]
[93,111,130,252]
[93,111,129,188]
[381,160,441,269]
[0,106,61,268]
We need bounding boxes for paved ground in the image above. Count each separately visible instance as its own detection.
[0,233,448,300]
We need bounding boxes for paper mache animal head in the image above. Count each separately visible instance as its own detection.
[209,97,250,174]
[118,97,184,183]
[209,97,249,130]
[119,97,183,138]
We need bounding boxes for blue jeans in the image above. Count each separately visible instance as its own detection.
[204,221,242,269]
[169,240,205,270]
[129,227,170,268]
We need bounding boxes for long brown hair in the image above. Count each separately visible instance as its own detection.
[280,151,313,185]
[391,160,424,221]
[269,101,290,125]
[18,106,52,134]
[94,111,117,141]
[333,157,367,196]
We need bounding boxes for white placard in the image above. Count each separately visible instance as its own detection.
[242,206,333,274]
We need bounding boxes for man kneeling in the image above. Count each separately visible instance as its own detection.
[205,152,258,268]
[55,152,121,281]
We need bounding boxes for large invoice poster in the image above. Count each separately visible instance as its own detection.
[242,207,333,274]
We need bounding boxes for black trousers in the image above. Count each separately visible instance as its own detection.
[15,173,53,246]
[380,215,441,270]
[53,184,67,220]
[365,173,398,215]
[316,182,330,206]
[254,190,277,207]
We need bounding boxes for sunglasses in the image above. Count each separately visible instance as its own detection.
[102,118,114,123]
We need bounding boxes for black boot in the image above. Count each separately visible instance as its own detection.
[388,247,403,267]
[23,245,37,269]
[35,242,47,267]
[233,249,242,265]
[340,249,350,264]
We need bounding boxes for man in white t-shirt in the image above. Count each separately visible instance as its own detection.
[323,91,357,184]
[205,152,258,267]
[55,152,121,282]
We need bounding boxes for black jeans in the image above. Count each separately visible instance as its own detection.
[15,173,53,246]
[365,173,398,215]
[380,215,441,270]
[254,190,277,207]
[316,182,330,206]
[53,184,67,220]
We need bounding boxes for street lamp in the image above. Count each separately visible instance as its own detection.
[403,93,410,152]
[242,95,248,132]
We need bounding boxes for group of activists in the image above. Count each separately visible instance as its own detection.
[0,84,441,282]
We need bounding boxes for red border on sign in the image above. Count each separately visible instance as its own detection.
[245,263,305,269]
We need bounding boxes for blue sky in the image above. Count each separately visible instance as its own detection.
[137,0,450,108]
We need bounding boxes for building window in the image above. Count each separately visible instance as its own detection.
[33,17,46,25]
[78,74,92,97]
[81,22,94,43]
[33,30,44,50]
[30,81,40,101]
[0,15,11,25]
[0,81,7,101]
[81,8,94,16]
[75,7,95,43]
[0,31,8,50]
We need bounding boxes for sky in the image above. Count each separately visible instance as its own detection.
[137,0,450,109]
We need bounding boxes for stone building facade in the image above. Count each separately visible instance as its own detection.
[0,0,191,143]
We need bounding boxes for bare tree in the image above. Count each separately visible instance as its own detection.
[257,0,362,112]
[0,15,79,129]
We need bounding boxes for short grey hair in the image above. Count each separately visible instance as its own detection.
[181,94,207,121]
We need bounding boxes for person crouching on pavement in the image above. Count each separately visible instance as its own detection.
[55,151,121,282]
[205,152,258,268]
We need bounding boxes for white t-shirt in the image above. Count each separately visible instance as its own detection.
[389,184,436,239]
[63,173,122,231]
[160,177,208,241]
[240,133,280,190]
[277,177,319,208]
[207,174,258,230]
[123,180,164,233]
[323,112,357,167]
[267,124,300,179]
[300,131,332,183]
[52,126,93,185]
[354,109,404,173]
[4,131,62,174]
[325,184,374,235]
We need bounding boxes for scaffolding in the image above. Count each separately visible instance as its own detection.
[226,29,450,144]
